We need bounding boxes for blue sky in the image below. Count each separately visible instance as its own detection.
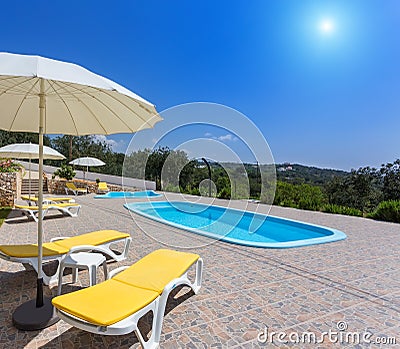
[2,0,400,170]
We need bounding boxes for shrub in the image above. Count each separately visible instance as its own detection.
[0,159,22,173]
[218,187,231,199]
[163,183,180,193]
[321,204,363,217]
[368,200,400,223]
[273,181,327,211]
[53,164,75,180]
[0,207,12,227]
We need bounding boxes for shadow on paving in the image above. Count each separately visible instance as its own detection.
[38,285,195,348]
[0,269,55,348]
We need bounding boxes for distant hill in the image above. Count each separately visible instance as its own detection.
[275,163,348,186]
[214,161,348,187]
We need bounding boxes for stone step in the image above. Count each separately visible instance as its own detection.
[21,179,48,194]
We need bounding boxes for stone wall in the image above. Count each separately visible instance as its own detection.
[0,172,17,206]
[48,178,133,195]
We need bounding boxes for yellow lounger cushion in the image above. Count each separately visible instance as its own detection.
[52,279,159,326]
[0,230,129,258]
[0,242,69,257]
[66,183,86,191]
[21,196,73,202]
[54,230,130,249]
[15,203,80,210]
[98,182,108,189]
[113,249,199,294]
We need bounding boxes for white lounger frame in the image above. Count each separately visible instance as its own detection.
[56,257,203,349]
[0,236,132,285]
[17,204,81,222]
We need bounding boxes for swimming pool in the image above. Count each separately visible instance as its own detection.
[94,190,162,199]
[124,201,347,248]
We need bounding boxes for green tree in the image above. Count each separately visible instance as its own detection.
[380,159,400,201]
[324,167,382,213]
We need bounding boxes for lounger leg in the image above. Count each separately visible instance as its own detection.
[57,264,65,295]
[89,265,96,286]
[134,298,160,349]
[102,261,108,281]
[153,258,203,344]
[72,268,78,283]
[27,257,62,286]
[193,258,203,294]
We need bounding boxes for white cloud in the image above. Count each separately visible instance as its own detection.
[205,132,238,142]
[93,135,127,153]
[216,134,238,142]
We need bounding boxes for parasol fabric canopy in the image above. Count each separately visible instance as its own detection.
[0,52,162,135]
[69,156,105,167]
[0,143,65,199]
[0,52,162,331]
[0,143,65,160]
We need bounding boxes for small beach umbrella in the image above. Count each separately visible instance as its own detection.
[69,156,105,180]
[0,52,161,330]
[0,143,65,200]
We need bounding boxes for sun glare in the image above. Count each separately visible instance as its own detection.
[320,19,334,33]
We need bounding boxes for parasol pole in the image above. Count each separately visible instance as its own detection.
[36,78,45,307]
[28,153,31,203]
[13,78,59,330]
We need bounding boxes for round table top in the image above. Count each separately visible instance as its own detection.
[62,252,106,267]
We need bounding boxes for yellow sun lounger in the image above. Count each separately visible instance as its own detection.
[21,195,75,205]
[97,182,109,193]
[53,249,203,349]
[0,230,132,285]
[15,203,81,222]
[65,182,87,196]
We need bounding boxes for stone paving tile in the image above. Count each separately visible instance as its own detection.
[0,193,399,348]
[212,307,289,347]
[348,273,400,297]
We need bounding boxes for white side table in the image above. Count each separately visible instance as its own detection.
[57,252,108,295]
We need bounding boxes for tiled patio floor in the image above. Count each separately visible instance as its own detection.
[0,193,399,348]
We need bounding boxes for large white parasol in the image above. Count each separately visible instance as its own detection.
[0,52,162,330]
[69,156,105,180]
[0,143,65,200]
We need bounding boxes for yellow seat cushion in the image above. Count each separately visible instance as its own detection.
[113,249,199,294]
[54,230,130,250]
[21,196,73,202]
[52,279,159,326]
[0,230,129,258]
[0,242,69,258]
[66,183,86,191]
[15,203,78,210]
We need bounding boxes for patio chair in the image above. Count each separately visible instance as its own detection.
[65,182,87,196]
[14,203,81,222]
[53,249,203,349]
[0,230,132,285]
[97,182,109,193]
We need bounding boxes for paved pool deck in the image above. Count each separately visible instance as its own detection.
[0,193,399,348]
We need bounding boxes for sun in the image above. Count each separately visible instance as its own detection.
[319,19,334,33]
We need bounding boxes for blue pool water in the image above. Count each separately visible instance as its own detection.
[94,190,162,199]
[124,201,347,248]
